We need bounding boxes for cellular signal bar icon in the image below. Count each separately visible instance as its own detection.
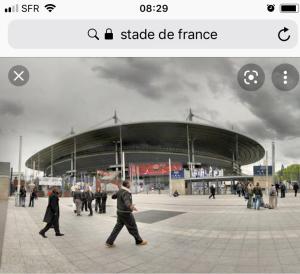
[4,4,19,13]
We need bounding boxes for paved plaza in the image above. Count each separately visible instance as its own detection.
[2,193,300,273]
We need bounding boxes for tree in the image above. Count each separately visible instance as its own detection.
[277,164,300,182]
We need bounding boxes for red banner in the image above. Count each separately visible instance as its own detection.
[129,162,182,176]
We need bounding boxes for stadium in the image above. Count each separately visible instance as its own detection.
[25,120,265,191]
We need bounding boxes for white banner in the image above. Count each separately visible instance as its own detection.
[39,177,62,186]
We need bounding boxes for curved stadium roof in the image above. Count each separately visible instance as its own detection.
[25,121,265,176]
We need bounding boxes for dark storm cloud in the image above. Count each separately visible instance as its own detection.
[237,120,276,140]
[91,58,200,100]
[0,100,24,116]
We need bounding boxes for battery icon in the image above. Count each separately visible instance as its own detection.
[280,3,299,12]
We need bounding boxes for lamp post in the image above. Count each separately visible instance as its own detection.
[17,136,22,206]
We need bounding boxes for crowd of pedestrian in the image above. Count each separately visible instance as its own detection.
[72,185,107,216]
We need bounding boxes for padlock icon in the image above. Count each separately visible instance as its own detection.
[104,28,113,40]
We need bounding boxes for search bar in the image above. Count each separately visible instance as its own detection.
[8,20,298,49]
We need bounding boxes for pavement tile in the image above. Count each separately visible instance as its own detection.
[3,194,300,273]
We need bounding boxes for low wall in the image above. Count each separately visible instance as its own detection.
[0,176,9,200]
[0,162,10,200]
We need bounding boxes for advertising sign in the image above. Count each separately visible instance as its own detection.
[171,170,185,179]
[129,162,183,176]
[253,165,273,176]
[192,167,224,178]
[39,177,62,186]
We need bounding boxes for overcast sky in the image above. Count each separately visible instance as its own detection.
[0,58,299,175]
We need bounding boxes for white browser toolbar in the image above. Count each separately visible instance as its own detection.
[0,0,299,56]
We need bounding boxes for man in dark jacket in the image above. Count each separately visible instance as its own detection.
[39,188,64,238]
[100,189,107,213]
[29,187,37,207]
[94,188,102,213]
[280,182,286,198]
[294,182,299,197]
[73,187,82,216]
[275,182,280,196]
[81,189,88,212]
[106,181,147,247]
[209,184,216,199]
[19,185,26,207]
[86,188,94,216]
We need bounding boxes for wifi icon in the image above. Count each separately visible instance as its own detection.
[45,4,56,12]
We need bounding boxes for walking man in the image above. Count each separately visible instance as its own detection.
[275,182,280,196]
[39,188,64,238]
[29,187,37,207]
[81,189,88,212]
[294,182,299,197]
[280,182,286,198]
[86,188,94,216]
[106,181,147,247]
[20,185,26,207]
[100,189,107,213]
[209,184,216,199]
[73,187,82,216]
[95,187,102,213]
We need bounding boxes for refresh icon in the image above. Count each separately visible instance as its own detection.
[278,27,291,42]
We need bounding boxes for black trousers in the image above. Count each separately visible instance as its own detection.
[101,198,107,213]
[95,198,101,212]
[81,200,88,211]
[29,197,34,207]
[106,212,143,245]
[209,193,215,199]
[295,190,298,197]
[41,218,60,235]
[88,201,93,215]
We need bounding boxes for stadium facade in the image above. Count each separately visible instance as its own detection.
[25,121,265,187]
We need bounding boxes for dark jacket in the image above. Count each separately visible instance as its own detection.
[73,190,82,202]
[43,192,59,223]
[95,191,101,199]
[86,191,94,202]
[30,191,37,199]
[210,186,216,194]
[81,192,87,201]
[20,188,26,197]
[294,183,299,191]
[112,188,132,213]
[101,191,107,200]
[253,186,263,196]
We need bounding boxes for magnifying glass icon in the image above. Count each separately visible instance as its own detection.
[87,28,99,40]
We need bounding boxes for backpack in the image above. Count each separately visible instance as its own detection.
[270,189,276,196]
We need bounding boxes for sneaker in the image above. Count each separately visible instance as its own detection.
[136,240,148,246]
[105,243,115,248]
[55,233,64,236]
[39,231,47,238]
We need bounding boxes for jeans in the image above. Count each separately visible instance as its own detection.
[255,195,261,210]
